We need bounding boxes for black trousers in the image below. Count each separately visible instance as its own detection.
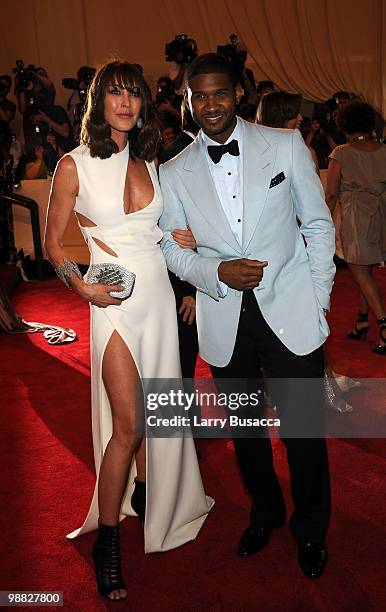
[210,290,331,544]
[177,310,199,380]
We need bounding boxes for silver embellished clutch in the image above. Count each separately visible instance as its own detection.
[86,263,136,299]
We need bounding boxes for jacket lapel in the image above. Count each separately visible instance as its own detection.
[177,137,242,253]
[242,122,277,252]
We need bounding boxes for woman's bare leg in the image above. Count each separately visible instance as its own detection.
[97,330,144,599]
[348,264,385,344]
[359,292,368,315]
[350,291,370,332]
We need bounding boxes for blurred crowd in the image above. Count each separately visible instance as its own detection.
[0,34,384,191]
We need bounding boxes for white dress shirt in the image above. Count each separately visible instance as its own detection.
[201,117,244,246]
[201,117,243,296]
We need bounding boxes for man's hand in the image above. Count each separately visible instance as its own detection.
[218,259,268,290]
[178,295,196,325]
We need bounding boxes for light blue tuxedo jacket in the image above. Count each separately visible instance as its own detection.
[159,119,335,367]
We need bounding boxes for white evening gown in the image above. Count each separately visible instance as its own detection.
[64,143,213,551]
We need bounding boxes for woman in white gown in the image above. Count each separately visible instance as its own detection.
[45,60,213,601]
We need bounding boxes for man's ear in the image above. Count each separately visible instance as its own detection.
[235,83,244,105]
[184,88,194,115]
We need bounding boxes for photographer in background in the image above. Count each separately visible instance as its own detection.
[63,65,95,142]
[305,92,350,168]
[22,133,60,179]
[305,105,341,169]
[16,64,55,108]
[30,104,74,157]
[12,60,74,157]
[217,35,257,104]
[166,34,198,95]
[154,76,181,119]
[0,76,16,124]
[14,63,55,142]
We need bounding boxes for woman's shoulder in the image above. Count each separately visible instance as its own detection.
[329,144,348,162]
[334,143,350,154]
[65,143,90,159]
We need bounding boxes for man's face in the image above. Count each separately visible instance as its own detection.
[187,72,237,143]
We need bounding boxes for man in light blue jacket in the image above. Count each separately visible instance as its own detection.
[159,54,335,580]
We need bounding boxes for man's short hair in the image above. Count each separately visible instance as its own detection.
[185,53,239,89]
[0,75,12,88]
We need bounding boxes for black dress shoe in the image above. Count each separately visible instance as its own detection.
[298,542,328,579]
[237,523,284,557]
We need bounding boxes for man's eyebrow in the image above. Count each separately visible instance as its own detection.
[192,87,230,94]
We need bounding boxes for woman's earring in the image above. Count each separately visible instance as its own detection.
[137,117,143,129]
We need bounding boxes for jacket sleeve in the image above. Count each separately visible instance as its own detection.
[159,163,223,301]
[290,129,336,310]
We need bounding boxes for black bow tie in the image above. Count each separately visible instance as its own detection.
[207,139,240,164]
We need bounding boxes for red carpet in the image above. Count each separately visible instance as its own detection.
[1,268,386,611]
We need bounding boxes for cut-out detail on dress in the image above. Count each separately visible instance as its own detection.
[76,212,98,227]
[92,237,118,257]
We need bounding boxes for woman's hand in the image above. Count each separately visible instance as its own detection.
[178,295,196,325]
[73,280,123,308]
[172,227,196,249]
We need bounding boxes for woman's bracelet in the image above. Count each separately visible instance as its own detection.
[53,259,82,288]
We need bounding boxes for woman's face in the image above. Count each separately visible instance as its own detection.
[104,82,142,138]
[284,113,303,130]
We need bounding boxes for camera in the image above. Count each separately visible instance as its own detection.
[62,66,95,104]
[62,66,96,125]
[165,34,198,64]
[13,59,36,93]
[217,34,247,71]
